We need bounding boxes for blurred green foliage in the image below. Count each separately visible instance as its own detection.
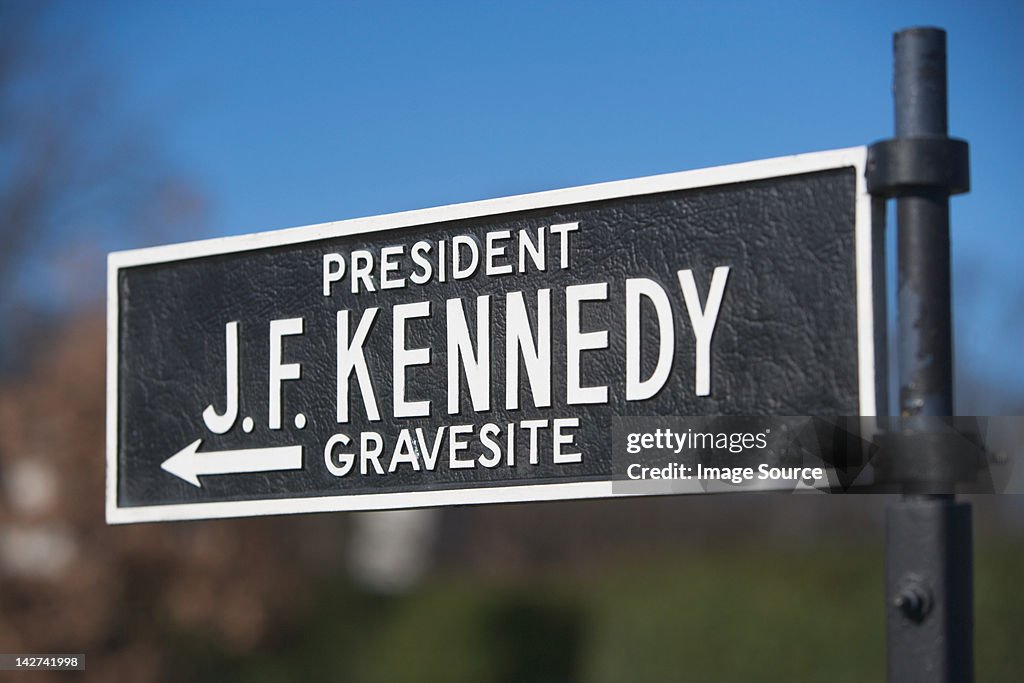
[173,539,1021,682]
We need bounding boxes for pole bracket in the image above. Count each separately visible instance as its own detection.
[866,137,970,197]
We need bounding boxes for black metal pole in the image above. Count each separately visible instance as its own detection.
[875,28,973,682]
[894,27,953,423]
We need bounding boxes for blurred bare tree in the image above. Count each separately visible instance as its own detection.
[0,4,334,681]
[0,315,335,682]
[0,1,205,374]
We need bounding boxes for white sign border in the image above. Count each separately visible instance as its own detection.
[107,147,877,524]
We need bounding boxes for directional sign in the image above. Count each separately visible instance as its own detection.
[106,148,884,523]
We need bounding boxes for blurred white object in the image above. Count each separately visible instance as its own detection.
[0,525,76,579]
[347,508,440,593]
[4,458,58,517]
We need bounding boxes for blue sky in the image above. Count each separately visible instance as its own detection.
[39,0,1024,403]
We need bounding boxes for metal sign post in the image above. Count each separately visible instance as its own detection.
[867,28,973,681]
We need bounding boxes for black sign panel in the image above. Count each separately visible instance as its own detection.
[106,149,882,523]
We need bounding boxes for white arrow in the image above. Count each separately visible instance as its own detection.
[161,439,303,487]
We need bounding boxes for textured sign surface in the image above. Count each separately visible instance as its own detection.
[107,148,881,523]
